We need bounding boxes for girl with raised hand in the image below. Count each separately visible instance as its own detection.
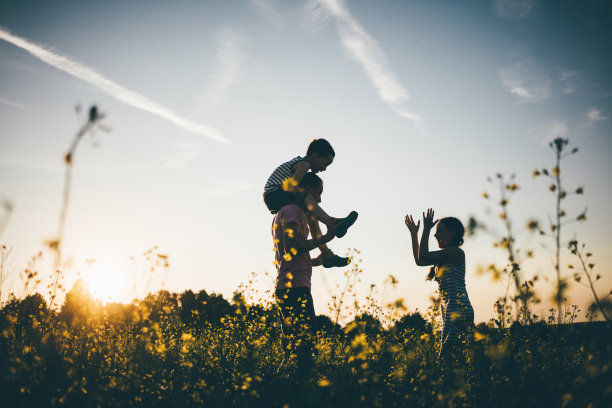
[405,209,474,364]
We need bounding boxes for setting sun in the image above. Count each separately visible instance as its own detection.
[83,263,126,303]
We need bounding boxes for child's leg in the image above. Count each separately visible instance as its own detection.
[303,193,358,239]
[307,215,351,268]
[304,194,335,226]
[306,215,333,257]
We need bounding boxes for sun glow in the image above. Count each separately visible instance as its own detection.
[83,263,126,303]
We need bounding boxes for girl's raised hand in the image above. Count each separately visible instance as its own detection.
[404,214,420,234]
[423,208,439,230]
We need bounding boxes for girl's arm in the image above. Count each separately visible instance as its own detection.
[405,214,431,266]
[419,209,462,265]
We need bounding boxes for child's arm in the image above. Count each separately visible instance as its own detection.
[405,215,431,266]
[419,209,462,265]
[291,160,311,185]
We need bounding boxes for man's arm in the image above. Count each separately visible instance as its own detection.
[284,221,335,255]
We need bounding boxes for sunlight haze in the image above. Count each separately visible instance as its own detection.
[1,0,611,324]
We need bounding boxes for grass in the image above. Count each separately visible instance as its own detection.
[1,288,611,407]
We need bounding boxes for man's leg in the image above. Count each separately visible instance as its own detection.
[294,289,316,379]
[276,288,316,378]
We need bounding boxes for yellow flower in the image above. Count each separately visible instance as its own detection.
[282,177,298,192]
[473,331,486,341]
[318,378,331,387]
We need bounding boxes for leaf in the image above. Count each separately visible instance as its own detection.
[88,105,99,122]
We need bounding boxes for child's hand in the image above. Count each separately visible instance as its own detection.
[423,208,438,230]
[404,214,420,234]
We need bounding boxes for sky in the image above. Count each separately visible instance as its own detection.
[1,0,611,324]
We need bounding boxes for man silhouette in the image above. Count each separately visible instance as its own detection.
[271,172,342,376]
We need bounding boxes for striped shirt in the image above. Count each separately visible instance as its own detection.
[263,156,306,195]
[435,260,474,345]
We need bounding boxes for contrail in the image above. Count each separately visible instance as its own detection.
[312,0,424,134]
[0,27,230,144]
[192,28,243,117]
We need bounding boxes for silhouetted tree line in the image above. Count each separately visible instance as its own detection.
[0,280,433,337]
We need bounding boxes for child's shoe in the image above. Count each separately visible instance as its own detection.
[322,254,351,268]
[335,211,358,238]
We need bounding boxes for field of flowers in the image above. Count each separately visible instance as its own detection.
[1,112,610,407]
[1,286,610,407]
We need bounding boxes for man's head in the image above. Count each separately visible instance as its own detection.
[299,172,323,204]
[306,139,335,173]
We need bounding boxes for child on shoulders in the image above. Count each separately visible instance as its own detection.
[264,139,358,268]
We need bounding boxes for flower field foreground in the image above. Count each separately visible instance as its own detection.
[1,288,610,407]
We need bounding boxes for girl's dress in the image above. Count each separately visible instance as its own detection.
[434,259,474,353]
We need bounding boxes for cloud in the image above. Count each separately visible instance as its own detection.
[558,68,610,98]
[247,0,284,28]
[585,108,606,123]
[192,28,243,117]
[305,0,424,134]
[499,60,552,102]
[0,97,29,111]
[559,69,579,94]
[529,121,568,145]
[205,181,252,197]
[0,27,229,144]
[492,0,537,20]
[162,143,200,167]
